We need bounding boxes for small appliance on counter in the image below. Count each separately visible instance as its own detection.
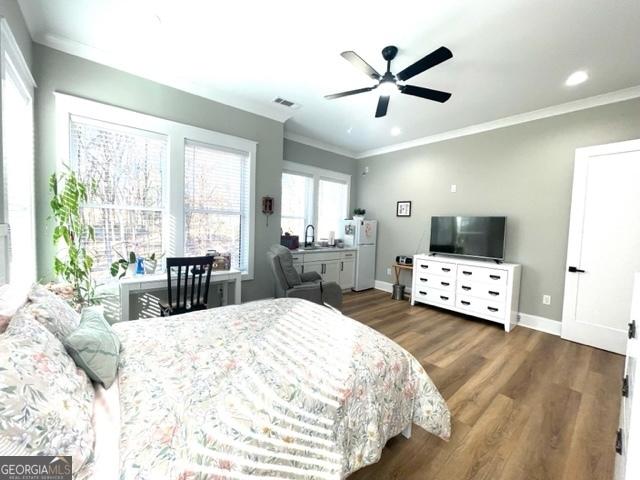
[280,233,299,250]
[396,255,413,266]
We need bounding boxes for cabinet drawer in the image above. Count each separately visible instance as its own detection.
[341,251,356,259]
[415,273,455,292]
[457,282,507,302]
[413,287,455,307]
[457,295,506,319]
[303,251,342,262]
[457,265,508,285]
[415,259,456,278]
[291,254,304,264]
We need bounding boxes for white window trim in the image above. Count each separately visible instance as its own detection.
[55,93,257,280]
[0,17,36,285]
[282,160,351,235]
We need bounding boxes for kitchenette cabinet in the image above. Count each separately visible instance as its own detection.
[291,248,356,291]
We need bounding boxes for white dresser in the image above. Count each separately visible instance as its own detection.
[411,254,522,332]
[615,273,640,480]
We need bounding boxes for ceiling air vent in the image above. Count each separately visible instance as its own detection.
[273,97,301,109]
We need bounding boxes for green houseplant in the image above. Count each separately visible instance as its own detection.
[49,168,96,305]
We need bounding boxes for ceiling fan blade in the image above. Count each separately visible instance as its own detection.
[400,85,452,103]
[324,86,376,100]
[341,51,382,80]
[396,46,453,81]
[375,96,390,118]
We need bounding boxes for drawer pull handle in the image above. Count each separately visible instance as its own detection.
[487,306,499,312]
[419,291,427,295]
[488,290,499,296]
[462,270,472,275]
[420,277,428,282]
[616,429,623,455]
[440,295,449,301]
[629,320,636,339]
[461,300,471,306]
[441,281,450,286]
[421,264,428,269]
[489,274,501,280]
[461,285,471,291]
[442,267,451,272]
[622,375,629,397]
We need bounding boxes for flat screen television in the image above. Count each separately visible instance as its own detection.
[429,216,506,260]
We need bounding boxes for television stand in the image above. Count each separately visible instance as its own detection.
[410,254,521,332]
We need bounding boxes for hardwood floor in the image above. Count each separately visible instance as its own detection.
[342,290,624,480]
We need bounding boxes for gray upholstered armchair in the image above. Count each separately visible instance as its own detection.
[267,245,342,309]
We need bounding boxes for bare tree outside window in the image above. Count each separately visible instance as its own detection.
[69,116,166,282]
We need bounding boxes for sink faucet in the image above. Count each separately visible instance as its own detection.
[304,224,315,247]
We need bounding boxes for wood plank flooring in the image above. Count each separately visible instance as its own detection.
[343,290,624,480]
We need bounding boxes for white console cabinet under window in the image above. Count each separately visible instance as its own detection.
[291,248,356,291]
[411,254,522,332]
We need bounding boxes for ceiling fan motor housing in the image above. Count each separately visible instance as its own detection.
[382,45,399,61]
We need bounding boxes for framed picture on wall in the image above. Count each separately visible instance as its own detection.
[396,201,412,217]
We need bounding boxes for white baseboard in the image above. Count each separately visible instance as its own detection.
[374,280,412,294]
[516,313,561,336]
[373,281,560,336]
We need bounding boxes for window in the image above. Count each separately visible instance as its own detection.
[69,116,167,280]
[280,172,313,238]
[1,20,36,286]
[56,93,257,281]
[184,140,250,272]
[280,161,350,242]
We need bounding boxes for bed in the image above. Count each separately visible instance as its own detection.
[1,288,450,479]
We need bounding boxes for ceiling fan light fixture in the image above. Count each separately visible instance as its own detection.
[378,80,398,96]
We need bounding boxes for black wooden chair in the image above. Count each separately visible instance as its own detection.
[159,256,214,317]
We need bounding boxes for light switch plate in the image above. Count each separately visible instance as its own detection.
[543,295,551,305]
[450,184,457,193]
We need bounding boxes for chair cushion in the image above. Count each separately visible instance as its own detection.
[270,245,301,288]
[64,306,121,388]
[27,283,80,342]
[1,308,94,473]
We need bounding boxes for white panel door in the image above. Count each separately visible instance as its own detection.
[561,139,640,354]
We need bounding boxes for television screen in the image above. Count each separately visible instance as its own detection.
[429,216,506,260]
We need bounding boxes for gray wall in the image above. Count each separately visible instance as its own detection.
[283,138,358,212]
[356,98,640,322]
[0,0,31,223]
[32,44,284,301]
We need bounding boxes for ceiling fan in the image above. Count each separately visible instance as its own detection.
[325,45,453,118]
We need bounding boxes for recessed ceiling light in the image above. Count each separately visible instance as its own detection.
[390,127,402,136]
[565,70,588,87]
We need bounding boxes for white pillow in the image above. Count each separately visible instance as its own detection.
[0,283,29,333]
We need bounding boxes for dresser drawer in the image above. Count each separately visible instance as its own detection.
[413,287,455,307]
[457,265,508,285]
[456,295,506,320]
[415,259,456,278]
[457,282,507,302]
[414,273,455,292]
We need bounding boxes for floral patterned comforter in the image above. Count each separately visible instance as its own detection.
[111,298,450,479]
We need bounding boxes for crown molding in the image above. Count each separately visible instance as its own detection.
[355,85,640,159]
[34,33,294,124]
[284,131,357,158]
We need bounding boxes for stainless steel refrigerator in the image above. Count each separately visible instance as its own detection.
[342,219,377,291]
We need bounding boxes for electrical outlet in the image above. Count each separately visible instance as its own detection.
[386,267,392,276]
[450,184,457,193]
[543,295,551,305]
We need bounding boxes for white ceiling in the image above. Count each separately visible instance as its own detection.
[19,0,640,156]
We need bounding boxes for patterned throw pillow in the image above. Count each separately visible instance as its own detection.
[26,284,80,342]
[0,309,95,473]
[64,307,121,388]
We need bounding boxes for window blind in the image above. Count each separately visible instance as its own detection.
[184,139,250,273]
[69,115,167,278]
[317,179,348,240]
[281,172,313,238]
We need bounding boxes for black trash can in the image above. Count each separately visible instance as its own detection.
[392,283,405,300]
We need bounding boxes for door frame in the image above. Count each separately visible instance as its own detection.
[561,139,640,354]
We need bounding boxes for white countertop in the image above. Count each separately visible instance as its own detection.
[290,246,357,253]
